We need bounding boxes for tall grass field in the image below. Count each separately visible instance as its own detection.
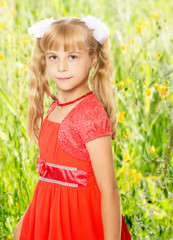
[0,0,173,239]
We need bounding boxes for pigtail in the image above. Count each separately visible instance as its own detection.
[27,38,57,143]
[90,38,117,140]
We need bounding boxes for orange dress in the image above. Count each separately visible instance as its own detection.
[19,92,131,240]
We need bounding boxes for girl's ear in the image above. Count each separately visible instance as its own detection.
[90,52,97,68]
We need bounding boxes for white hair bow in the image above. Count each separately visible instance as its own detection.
[28,15,109,45]
[28,17,56,38]
[80,15,109,45]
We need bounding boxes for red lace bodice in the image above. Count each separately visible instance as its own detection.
[44,93,112,162]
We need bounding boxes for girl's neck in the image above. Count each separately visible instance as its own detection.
[57,87,91,105]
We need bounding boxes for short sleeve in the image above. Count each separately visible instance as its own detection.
[79,102,112,144]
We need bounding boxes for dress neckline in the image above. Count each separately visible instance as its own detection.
[45,91,94,125]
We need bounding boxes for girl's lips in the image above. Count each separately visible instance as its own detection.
[58,77,72,81]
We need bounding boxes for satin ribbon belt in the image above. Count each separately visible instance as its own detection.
[36,157,87,187]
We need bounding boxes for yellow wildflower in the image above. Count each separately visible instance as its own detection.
[136,25,142,34]
[121,44,126,50]
[122,168,127,174]
[135,21,144,33]
[171,94,173,103]
[126,77,132,84]
[156,52,161,59]
[22,65,27,71]
[124,159,130,164]
[138,21,143,26]
[152,11,159,19]
[126,129,132,138]
[117,112,126,122]
[10,9,16,15]
[16,183,18,188]
[145,88,152,96]
[6,181,10,186]
[136,21,150,34]
[128,169,136,175]
[149,146,155,154]
[0,22,4,29]
[0,53,4,60]
[154,83,162,92]
[111,79,116,84]
[14,202,19,209]
[118,81,125,88]
[160,86,167,99]
[123,153,129,160]
[122,121,126,126]
[24,39,29,45]
[18,38,24,46]
[0,1,4,6]
[128,40,133,45]
[125,183,132,190]
[136,173,142,180]
[18,38,29,45]
[123,153,131,164]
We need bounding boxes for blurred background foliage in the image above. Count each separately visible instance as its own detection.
[0,0,173,239]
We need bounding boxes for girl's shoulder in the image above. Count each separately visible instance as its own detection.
[78,93,109,122]
[76,94,112,144]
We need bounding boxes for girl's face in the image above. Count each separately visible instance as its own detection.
[45,43,97,91]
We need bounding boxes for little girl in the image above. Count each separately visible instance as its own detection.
[14,16,132,240]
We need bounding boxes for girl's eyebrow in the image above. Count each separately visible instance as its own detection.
[46,51,82,55]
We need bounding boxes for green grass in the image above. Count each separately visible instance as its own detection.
[0,0,173,239]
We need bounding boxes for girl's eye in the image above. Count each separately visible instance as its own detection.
[49,56,57,60]
[69,55,77,60]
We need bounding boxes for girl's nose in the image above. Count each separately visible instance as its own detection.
[58,59,68,72]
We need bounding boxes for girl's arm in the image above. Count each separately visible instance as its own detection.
[85,136,121,240]
[101,186,121,240]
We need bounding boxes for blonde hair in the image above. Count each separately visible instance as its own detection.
[27,17,117,143]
